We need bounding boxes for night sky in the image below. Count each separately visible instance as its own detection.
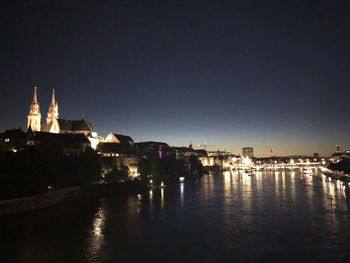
[1,0,350,156]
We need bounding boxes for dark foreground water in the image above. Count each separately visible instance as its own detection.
[1,170,350,262]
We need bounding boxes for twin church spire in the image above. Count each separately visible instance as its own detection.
[33,86,38,104]
[27,87,59,132]
[27,86,41,132]
[46,88,59,122]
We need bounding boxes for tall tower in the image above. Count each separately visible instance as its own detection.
[27,86,41,131]
[44,89,60,133]
[46,89,59,123]
[336,144,340,153]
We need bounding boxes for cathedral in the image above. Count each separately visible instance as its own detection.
[27,86,41,132]
[24,86,138,175]
[27,86,95,137]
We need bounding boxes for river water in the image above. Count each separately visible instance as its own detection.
[1,169,350,262]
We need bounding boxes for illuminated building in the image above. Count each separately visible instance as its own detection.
[43,89,59,133]
[26,88,100,149]
[98,134,138,178]
[42,89,95,137]
[0,129,26,152]
[27,86,41,132]
[242,147,254,158]
[27,132,91,157]
[104,133,134,146]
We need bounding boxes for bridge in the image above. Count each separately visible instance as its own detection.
[222,160,325,171]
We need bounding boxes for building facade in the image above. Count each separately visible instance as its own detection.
[26,87,99,148]
[43,88,59,133]
[27,86,41,132]
[242,147,254,158]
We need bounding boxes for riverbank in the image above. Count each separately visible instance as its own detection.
[0,180,145,217]
[0,186,85,216]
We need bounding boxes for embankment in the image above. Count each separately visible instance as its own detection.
[0,187,84,216]
[0,180,145,216]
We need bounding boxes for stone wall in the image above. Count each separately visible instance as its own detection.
[0,187,85,216]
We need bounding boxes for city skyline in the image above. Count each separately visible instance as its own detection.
[1,1,349,156]
[3,85,346,157]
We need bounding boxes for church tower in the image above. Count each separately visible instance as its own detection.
[46,89,59,123]
[27,86,41,131]
[43,89,60,133]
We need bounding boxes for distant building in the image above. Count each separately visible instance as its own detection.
[97,142,133,157]
[27,132,91,157]
[135,141,170,155]
[242,147,254,158]
[97,133,137,177]
[0,129,26,152]
[42,88,59,133]
[97,142,138,178]
[26,87,100,149]
[332,144,344,158]
[41,89,95,136]
[313,153,320,158]
[44,119,95,136]
[172,146,208,166]
[27,86,41,132]
[104,132,134,146]
[336,145,340,153]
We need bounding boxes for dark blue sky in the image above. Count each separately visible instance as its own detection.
[1,0,349,156]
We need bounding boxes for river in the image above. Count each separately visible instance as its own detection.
[1,169,350,262]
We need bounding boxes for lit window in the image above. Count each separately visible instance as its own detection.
[5,138,9,142]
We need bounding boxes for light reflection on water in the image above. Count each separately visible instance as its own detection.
[2,170,350,262]
[88,199,108,262]
[160,188,164,209]
[179,183,184,207]
[82,169,350,261]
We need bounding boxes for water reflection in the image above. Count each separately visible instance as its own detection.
[274,170,280,196]
[149,189,153,200]
[88,199,108,261]
[255,171,263,192]
[3,170,350,262]
[180,182,184,206]
[161,188,165,209]
[149,189,154,214]
[207,170,350,217]
[223,171,231,186]
[290,171,296,201]
[281,170,286,192]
